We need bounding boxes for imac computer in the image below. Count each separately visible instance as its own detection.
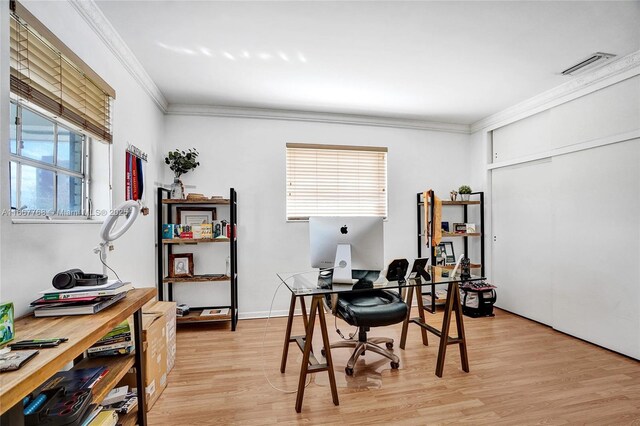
[309,216,384,284]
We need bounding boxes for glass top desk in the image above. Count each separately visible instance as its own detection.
[276,266,484,413]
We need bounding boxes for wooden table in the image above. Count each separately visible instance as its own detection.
[0,288,156,426]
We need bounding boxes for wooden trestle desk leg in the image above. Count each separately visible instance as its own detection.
[280,293,297,373]
[281,295,312,374]
[435,282,469,377]
[295,295,339,413]
[400,284,429,350]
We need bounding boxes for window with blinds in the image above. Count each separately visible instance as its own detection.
[286,144,388,220]
[9,6,114,143]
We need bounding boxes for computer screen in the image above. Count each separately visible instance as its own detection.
[309,216,384,283]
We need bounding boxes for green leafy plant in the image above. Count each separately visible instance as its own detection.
[458,185,472,194]
[165,148,200,178]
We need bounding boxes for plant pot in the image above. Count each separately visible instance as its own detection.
[170,177,185,199]
[460,193,470,201]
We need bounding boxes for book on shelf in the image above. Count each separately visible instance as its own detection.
[40,281,132,299]
[86,409,118,426]
[87,347,133,358]
[174,224,192,238]
[200,223,213,238]
[162,224,174,239]
[104,393,137,415]
[38,367,108,393]
[200,308,230,317]
[87,340,132,354]
[191,223,213,239]
[191,223,213,240]
[88,320,134,357]
[80,405,103,426]
[33,292,127,317]
[0,349,39,372]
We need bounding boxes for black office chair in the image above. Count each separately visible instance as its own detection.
[321,270,409,376]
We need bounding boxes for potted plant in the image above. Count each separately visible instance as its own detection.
[165,148,200,199]
[458,185,472,201]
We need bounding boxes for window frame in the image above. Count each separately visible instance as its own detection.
[9,99,91,219]
[285,143,389,222]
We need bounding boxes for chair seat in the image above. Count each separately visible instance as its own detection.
[336,290,408,327]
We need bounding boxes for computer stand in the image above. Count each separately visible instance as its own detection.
[332,244,352,284]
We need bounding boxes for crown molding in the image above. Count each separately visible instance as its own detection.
[69,0,168,112]
[166,104,471,134]
[470,50,640,133]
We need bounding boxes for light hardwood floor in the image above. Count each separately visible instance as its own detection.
[149,307,640,425]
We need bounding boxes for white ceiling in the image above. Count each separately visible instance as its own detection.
[96,1,640,125]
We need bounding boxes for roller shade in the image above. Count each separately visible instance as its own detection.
[286,143,388,220]
[9,10,113,142]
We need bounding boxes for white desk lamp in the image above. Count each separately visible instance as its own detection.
[94,200,141,282]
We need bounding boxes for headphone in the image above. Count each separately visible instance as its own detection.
[52,269,109,290]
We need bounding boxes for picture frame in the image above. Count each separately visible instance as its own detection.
[438,242,456,264]
[409,258,430,281]
[169,253,194,278]
[386,258,409,282]
[453,223,467,234]
[176,206,217,226]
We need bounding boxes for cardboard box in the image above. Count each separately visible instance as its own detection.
[118,301,176,411]
[145,301,177,372]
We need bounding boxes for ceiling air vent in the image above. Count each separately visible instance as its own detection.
[561,52,616,76]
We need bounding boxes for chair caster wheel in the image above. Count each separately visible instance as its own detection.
[390,361,400,369]
[345,367,354,376]
[386,342,393,350]
[321,348,326,357]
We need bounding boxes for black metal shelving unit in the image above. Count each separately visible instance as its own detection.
[157,187,238,330]
[417,190,485,313]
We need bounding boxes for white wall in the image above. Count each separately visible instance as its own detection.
[473,73,640,359]
[162,114,470,317]
[0,1,164,316]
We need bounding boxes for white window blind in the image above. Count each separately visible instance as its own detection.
[286,143,388,220]
[9,3,114,143]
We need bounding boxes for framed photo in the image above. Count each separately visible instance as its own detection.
[453,223,467,234]
[409,258,430,281]
[438,242,456,264]
[169,253,194,278]
[176,207,216,226]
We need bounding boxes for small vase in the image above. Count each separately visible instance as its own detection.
[170,177,184,199]
[460,193,470,201]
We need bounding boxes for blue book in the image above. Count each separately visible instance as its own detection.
[162,224,174,239]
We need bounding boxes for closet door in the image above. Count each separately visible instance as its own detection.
[492,159,553,325]
[551,139,640,359]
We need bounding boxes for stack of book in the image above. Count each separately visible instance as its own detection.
[88,320,134,358]
[31,281,133,317]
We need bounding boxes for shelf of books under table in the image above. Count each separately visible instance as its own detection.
[176,307,234,324]
[74,354,135,405]
[0,288,155,424]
